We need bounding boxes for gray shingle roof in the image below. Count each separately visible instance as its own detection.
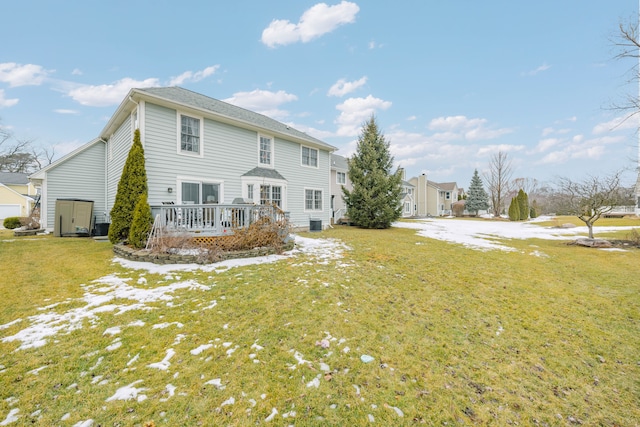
[330,153,348,170]
[138,87,334,151]
[0,172,29,185]
[242,167,287,181]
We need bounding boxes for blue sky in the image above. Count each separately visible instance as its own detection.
[1,1,638,188]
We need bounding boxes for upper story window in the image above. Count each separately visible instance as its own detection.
[446,192,451,200]
[301,146,318,167]
[179,114,202,155]
[337,171,346,184]
[259,135,273,166]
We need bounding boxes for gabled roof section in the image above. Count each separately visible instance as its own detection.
[242,167,287,181]
[0,172,29,185]
[331,153,348,170]
[102,87,336,152]
[437,182,458,191]
[29,138,105,180]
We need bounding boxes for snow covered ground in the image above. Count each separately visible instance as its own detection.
[393,216,637,252]
[1,222,636,425]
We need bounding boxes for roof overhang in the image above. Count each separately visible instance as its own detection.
[100,89,336,152]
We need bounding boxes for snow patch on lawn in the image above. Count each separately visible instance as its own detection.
[394,217,636,252]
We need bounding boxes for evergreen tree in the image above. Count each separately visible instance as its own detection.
[129,193,154,249]
[508,197,520,221]
[108,129,148,243]
[517,189,529,220]
[342,116,403,229]
[530,200,539,219]
[465,169,490,216]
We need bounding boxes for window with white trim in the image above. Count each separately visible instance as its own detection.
[180,181,220,204]
[247,184,254,201]
[305,189,323,211]
[301,146,318,167]
[404,202,411,213]
[336,171,346,184]
[260,184,282,207]
[179,114,202,155]
[259,135,273,166]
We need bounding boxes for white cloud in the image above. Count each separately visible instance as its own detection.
[427,115,512,141]
[224,89,298,119]
[406,115,417,121]
[592,115,639,134]
[328,76,367,97]
[532,137,560,153]
[53,109,79,115]
[0,89,19,107]
[522,63,551,76]
[261,1,360,48]
[168,65,220,86]
[71,68,83,76]
[476,144,525,156]
[67,77,160,107]
[428,115,487,132]
[334,95,392,136]
[0,62,52,87]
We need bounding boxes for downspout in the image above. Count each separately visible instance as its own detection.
[99,138,108,223]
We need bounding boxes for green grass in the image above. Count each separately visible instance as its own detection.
[0,224,638,426]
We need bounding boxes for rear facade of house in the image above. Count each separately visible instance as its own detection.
[32,87,335,233]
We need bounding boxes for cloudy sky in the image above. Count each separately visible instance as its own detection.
[0,1,638,187]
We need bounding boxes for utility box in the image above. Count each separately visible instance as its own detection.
[309,218,322,232]
[54,199,94,237]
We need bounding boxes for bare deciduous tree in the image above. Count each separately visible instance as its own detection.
[0,120,52,173]
[484,151,513,217]
[611,16,640,118]
[556,171,626,239]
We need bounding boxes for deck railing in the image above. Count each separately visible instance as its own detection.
[150,203,287,236]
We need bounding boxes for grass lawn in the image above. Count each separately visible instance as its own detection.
[0,219,638,426]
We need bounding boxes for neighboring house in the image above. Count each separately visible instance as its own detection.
[399,168,416,218]
[408,174,459,217]
[330,153,352,224]
[30,87,336,233]
[0,172,38,220]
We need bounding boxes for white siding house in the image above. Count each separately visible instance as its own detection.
[330,154,352,224]
[31,87,336,233]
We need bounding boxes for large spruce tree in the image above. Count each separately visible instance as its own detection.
[108,129,148,243]
[342,116,403,229]
[465,169,490,216]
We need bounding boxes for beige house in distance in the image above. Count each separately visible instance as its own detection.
[408,174,459,217]
[0,172,39,220]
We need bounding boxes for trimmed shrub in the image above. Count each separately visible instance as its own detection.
[108,129,148,244]
[3,217,21,229]
[517,189,529,221]
[508,197,520,221]
[129,193,154,249]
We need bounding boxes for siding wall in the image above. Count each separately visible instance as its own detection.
[106,115,133,214]
[42,141,106,229]
[132,102,332,230]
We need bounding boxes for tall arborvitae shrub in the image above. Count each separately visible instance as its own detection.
[517,189,529,221]
[342,116,403,229]
[129,193,153,249]
[465,169,490,216]
[508,197,520,221]
[108,129,148,243]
